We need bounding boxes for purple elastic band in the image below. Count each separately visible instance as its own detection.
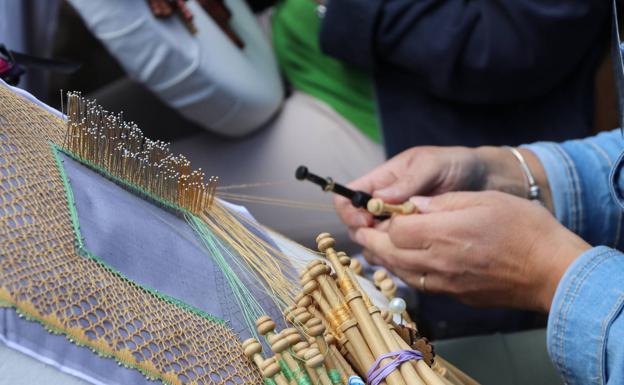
[366,350,423,385]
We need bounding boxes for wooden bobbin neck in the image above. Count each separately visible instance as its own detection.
[367,198,416,216]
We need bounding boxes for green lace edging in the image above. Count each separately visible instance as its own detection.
[50,143,225,325]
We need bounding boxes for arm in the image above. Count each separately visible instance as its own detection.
[524,129,624,248]
[336,129,624,249]
[319,1,608,103]
[547,246,624,385]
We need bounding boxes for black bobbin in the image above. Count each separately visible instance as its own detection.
[295,166,388,220]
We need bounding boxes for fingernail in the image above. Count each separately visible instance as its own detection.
[409,196,431,211]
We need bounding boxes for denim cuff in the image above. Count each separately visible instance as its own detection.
[547,246,624,385]
[522,142,582,233]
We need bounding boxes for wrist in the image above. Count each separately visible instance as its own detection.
[475,146,527,195]
[536,234,591,313]
[475,146,554,212]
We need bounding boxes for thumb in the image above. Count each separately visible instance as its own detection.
[410,191,483,213]
[374,176,422,203]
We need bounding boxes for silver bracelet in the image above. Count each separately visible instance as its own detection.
[504,146,540,201]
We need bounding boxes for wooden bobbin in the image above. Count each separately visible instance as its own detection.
[242,338,265,368]
[366,198,416,216]
[243,338,291,385]
[306,318,351,384]
[289,307,313,326]
[340,255,426,385]
[307,262,375,379]
[302,271,363,374]
[373,269,389,288]
[257,315,277,337]
[317,234,422,385]
[256,316,298,385]
[293,341,320,385]
[349,258,363,276]
[261,357,290,385]
[296,293,314,309]
[304,348,333,385]
[326,335,357,379]
[305,318,340,371]
[380,278,398,299]
[271,331,303,383]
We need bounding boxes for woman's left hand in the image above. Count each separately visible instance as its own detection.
[353,191,591,312]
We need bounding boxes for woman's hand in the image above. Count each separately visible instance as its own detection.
[334,146,551,230]
[353,191,589,312]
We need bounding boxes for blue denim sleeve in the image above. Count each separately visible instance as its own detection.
[523,129,624,248]
[547,246,624,385]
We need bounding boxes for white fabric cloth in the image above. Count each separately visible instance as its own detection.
[67,0,283,137]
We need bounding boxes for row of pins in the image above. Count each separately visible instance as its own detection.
[243,234,479,385]
[62,92,217,214]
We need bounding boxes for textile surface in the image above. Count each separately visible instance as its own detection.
[0,82,263,385]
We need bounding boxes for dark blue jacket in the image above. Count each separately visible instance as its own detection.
[320,1,610,157]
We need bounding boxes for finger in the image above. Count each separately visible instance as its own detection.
[386,212,449,250]
[398,272,449,295]
[373,218,391,232]
[373,175,421,203]
[353,227,432,271]
[411,191,486,214]
[334,195,373,227]
[362,248,382,265]
[372,156,444,202]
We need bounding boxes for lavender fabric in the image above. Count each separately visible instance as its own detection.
[0,151,289,384]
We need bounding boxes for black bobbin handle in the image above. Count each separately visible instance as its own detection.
[295,166,389,219]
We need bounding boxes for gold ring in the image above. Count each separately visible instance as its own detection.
[419,273,427,292]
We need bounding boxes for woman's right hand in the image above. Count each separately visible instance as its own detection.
[334,145,550,230]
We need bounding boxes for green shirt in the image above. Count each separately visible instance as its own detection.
[271,0,381,142]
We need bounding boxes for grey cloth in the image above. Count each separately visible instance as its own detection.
[435,329,562,385]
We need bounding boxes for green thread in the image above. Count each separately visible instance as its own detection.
[279,359,294,380]
[295,371,313,385]
[50,143,225,325]
[264,378,278,385]
[328,369,342,385]
[186,213,267,341]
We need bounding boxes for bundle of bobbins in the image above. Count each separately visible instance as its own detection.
[243,233,480,385]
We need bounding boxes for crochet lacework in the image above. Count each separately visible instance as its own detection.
[0,85,262,385]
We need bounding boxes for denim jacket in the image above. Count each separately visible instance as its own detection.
[525,129,624,384]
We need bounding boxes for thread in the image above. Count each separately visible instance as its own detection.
[328,369,342,385]
[279,359,294,381]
